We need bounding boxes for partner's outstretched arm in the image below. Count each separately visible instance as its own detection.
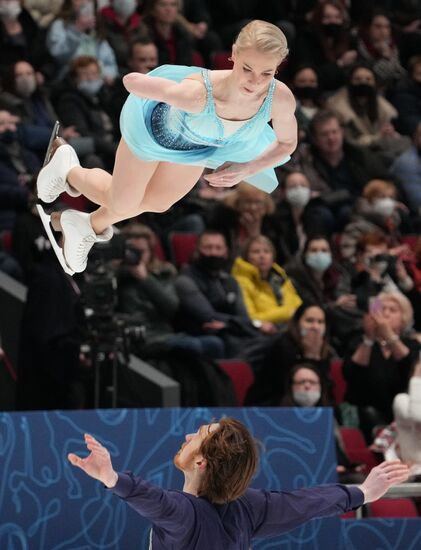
[68,434,118,488]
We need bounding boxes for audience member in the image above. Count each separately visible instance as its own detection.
[24,0,63,29]
[390,54,421,137]
[53,55,118,170]
[274,171,333,260]
[174,230,263,359]
[343,290,420,442]
[205,182,282,261]
[351,231,416,313]
[178,0,222,67]
[349,179,413,240]
[141,0,194,66]
[0,0,52,73]
[232,235,302,332]
[390,121,421,216]
[0,60,79,155]
[46,0,118,81]
[326,63,410,165]
[245,303,334,405]
[203,0,256,50]
[290,65,324,141]
[117,222,225,358]
[355,10,406,89]
[290,110,389,230]
[99,0,148,71]
[0,109,40,231]
[290,0,357,91]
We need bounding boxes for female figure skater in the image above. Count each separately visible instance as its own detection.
[37,20,297,274]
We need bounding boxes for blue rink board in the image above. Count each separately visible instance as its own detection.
[0,407,420,549]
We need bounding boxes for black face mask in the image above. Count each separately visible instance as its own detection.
[322,23,343,37]
[348,83,376,98]
[0,129,17,144]
[195,254,228,272]
[294,85,320,100]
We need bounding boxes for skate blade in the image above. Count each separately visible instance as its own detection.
[43,121,61,167]
[36,204,75,276]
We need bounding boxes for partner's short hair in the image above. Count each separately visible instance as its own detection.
[199,418,258,504]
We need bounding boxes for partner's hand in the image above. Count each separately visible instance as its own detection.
[68,434,118,488]
[358,460,410,503]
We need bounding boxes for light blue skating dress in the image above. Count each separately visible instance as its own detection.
[120,64,291,193]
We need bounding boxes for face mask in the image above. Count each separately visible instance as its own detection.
[15,74,37,98]
[114,0,137,19]
[285,186,311,208]
[77,78,103,96]
[0,0,21,19]
[368,254,391,276]
[196,254,227,272]
[293,390,321,407]
[372,197,395,217]
[348,83,376,98]
[322,23,342,37]
[294,86,320,100]
[0,129,16,143]
[300,326,325,337]
[305,251,332,272]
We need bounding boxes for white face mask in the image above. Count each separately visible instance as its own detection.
[15,74,37,98]
[77,78,103,96]
[0,0,21,19]
[285,186,311,208]
[305,251,332,272]
[114,0,137,19]
[293,390,321,407]
[372,197,395,217]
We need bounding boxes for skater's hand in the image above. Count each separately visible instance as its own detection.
[358,460,409,503]
[68,434,118,488]
[203,162,251,187]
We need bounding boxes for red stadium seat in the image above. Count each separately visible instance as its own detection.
[218,359,254,406]
[169,232,198,267]
[212,51,233,70]
[0,230,13,253]
[339,427,380,473]
[330,359,347,405]
[340,511,357,519]
[191,50,205,67]
[368,498,418,518]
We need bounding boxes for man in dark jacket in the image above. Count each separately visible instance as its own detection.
[175,230,261,357]
[288,110,389,230]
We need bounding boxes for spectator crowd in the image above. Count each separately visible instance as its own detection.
[1,0,421,485]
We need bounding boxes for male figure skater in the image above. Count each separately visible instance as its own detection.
[68,417,409,549]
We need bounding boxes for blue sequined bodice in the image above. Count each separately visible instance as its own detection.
[150,69,276,151]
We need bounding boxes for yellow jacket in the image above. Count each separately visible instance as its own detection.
[232,257,302,324]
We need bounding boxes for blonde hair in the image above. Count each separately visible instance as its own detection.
[234,20,289,62]
[378,291,414,333]
[223,182,275,215]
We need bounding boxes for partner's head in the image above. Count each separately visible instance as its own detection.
[174,418,258,504]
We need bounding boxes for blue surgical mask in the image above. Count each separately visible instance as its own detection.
[305,251,332,272]
[77,78,103,96]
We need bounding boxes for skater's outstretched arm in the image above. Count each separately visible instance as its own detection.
[123,72,206,113]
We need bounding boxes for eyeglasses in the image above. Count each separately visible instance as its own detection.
[292,379,320,387]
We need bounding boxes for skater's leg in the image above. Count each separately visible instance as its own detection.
[89,148,204,234]
[67,139,158,207]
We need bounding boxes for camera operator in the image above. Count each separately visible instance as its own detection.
[351,231,416,312]
[118,222,226,358]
